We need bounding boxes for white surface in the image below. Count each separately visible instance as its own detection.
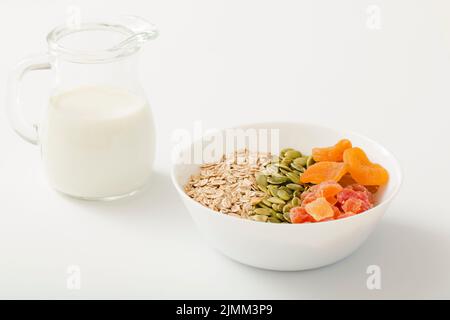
[172,122,402,271]
[1,0,449,299]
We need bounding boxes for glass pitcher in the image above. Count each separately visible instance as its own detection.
[6,16,158,200]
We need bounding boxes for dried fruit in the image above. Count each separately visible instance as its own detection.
[289,180,375,223]
[316,180,343,198]
[290,207,314,223]
[337,173,357,187]
[304,197,335,221]
[300,161,348,184]
[341,197,369,214]
[312,139,352,162]
[301,181,342,205]
[337,184,372,203]
[343,147,389,186]
[337,184,373,214]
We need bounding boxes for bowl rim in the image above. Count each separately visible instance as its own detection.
[170,121,403,227]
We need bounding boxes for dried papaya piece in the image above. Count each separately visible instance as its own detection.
[290,207,314,223]
[343,147,389,186]
[316,181,343,198]
[300,181,341,205]
[326,196,338,206]
[300,162,347,184]
[341,197,371,214]
[304,197,335,221]
[312,139,352,162]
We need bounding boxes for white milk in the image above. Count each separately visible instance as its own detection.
[40,85,155,199]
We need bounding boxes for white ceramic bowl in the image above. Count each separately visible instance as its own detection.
[171,122,402,271]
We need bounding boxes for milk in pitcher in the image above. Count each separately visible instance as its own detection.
[41,85,155,199]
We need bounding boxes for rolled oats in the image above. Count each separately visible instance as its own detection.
[184,149,271,218]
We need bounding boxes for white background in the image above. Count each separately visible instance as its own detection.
[1,0,449,299]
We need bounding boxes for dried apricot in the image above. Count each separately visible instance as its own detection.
[338,173,357,187]
[343,147,389,186]
[312,139,352,162]
[300,162,347,184]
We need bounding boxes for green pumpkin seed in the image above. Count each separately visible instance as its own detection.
[275,163,292,171]
[283,211,292,222]
[284,150,302,159]
[268,197,286,205]
[281,158,293,166]
[280,148,294,158]
[269,189,279,198]
[264,164,279,175]
[256,173,268,187]
[258,203,272,210]
[286,183,303,191]
[261,198,273,207]
[279,186,293,194]
[267,185,278,197]
[290,162,304,172]
[272,172,286,178]
[277,189,291,201]
[285,172,300,183]
[294,157,307,167]
[272,203,283,211]
[293,190,302,198]
[282,203,293,213]
[254,207,274,216]
[275,212,286,221]
[306,155,315,168]
[257,185,268,193]
[251,197,264,205]
[251,215,269,222]
[268,217,281,223]
[267,176,288,184]
[291,197,300,206]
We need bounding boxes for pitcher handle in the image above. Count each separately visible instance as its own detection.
[6,53,51,145]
